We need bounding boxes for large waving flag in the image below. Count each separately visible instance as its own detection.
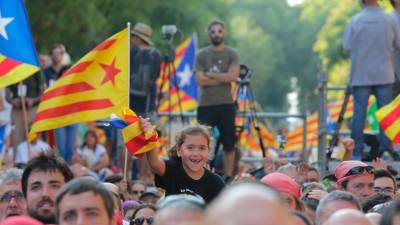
[157,34,198,113]
[29,29,129,136]
[110,108,158,155]
[0,0,39,88]
[375,95,400,144]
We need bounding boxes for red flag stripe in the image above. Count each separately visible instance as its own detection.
[124,115,139,124]
[379,105,400,130]
[287,127,318,141]
[35,99,114,122]
[61,61,93,78]
[159,95,194,112]
[394,132,400,144]
[93,39,116,51]
[0,58,22,77]
[41,82,95,102]
[125,133,157,154]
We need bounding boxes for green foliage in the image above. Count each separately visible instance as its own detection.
[26,0,387,113]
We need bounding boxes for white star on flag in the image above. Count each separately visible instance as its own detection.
[177,64,193,87]
[0,11,14,40]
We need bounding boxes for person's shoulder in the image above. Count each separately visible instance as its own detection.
[37,139,50,148]
[203,169,225,185]
[149,47,161,57]
[197,46,212,56]
[223,46,239,56]
[17,141,27,149]
[96,144,107,152]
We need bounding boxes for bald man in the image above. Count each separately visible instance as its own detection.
[366,213,381,225]
[325,209,372,225]
[154,195,205,225]
[205,183,294,225]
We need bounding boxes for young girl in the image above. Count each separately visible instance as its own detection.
[73,130,109,172]
[142,119,225,203]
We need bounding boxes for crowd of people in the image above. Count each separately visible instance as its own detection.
[1,124,400,225]
[1,0,400,224]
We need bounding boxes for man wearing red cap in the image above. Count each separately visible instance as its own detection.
[261,172,302,210]
[335,160,375,201]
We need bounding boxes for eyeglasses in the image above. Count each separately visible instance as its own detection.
[345,166,374,177]
[374,187,395,195]
[0,191,24,203]
[208,29,224,35]
[130,216,154,225]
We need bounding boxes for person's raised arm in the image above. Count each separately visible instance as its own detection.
[141,117,166,176]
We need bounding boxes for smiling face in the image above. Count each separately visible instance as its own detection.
[177,134,209,179]
[26,170,65,224]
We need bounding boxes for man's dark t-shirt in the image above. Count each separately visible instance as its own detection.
[129,45,161,115]
[155,160,225,203]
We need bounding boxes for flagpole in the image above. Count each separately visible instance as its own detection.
[18,82,32,161]
[124,22,131,181]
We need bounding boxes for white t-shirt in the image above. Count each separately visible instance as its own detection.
[77,144,107,167]
[0,89,11,125]
[15,140,51,164]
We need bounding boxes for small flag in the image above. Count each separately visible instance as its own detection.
[110,108,158,155]
[0,0,39,88]
[375,95,400,144]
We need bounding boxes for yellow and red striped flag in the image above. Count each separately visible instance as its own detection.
[29,29,129,138]
[111,108,158,155]
[375,95,400,144]
[285,112,319,152]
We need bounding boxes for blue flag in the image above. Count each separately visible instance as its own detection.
[0,0,39,88]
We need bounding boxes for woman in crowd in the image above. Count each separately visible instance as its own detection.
[73,130,109,172]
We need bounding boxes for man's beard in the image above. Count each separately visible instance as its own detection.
[28,198,56,224]
[28,207,56,224]
[211,36,224,46]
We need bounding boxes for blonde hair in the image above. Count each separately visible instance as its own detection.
[169,125,211,161]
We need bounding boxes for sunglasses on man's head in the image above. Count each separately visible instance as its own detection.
[0,191,24,203]
[208,29,224,35]
[345,166,374,177]
[130,216,154,225]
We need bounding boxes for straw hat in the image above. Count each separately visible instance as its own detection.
[131,22,153,46]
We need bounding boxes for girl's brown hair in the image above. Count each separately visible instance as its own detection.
[169,125,211,161]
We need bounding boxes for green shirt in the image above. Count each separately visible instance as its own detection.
[195,45,239,106]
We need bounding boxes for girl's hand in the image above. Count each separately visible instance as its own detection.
[139,116,153,133]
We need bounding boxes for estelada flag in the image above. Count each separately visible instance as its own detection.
[110,107,158,155]
[0,0,39,88]
[375,95,400,144]
[29,29,129,137]
[157,34,198,113]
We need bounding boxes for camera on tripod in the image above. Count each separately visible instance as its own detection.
[162,25,177,41]
[238,64,252,82]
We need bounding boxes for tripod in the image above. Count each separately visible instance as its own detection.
[327,86,351,159]
[234,65,267,158]
[156,36,186,147]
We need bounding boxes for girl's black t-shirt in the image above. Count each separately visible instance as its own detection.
[155,160,225,203]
